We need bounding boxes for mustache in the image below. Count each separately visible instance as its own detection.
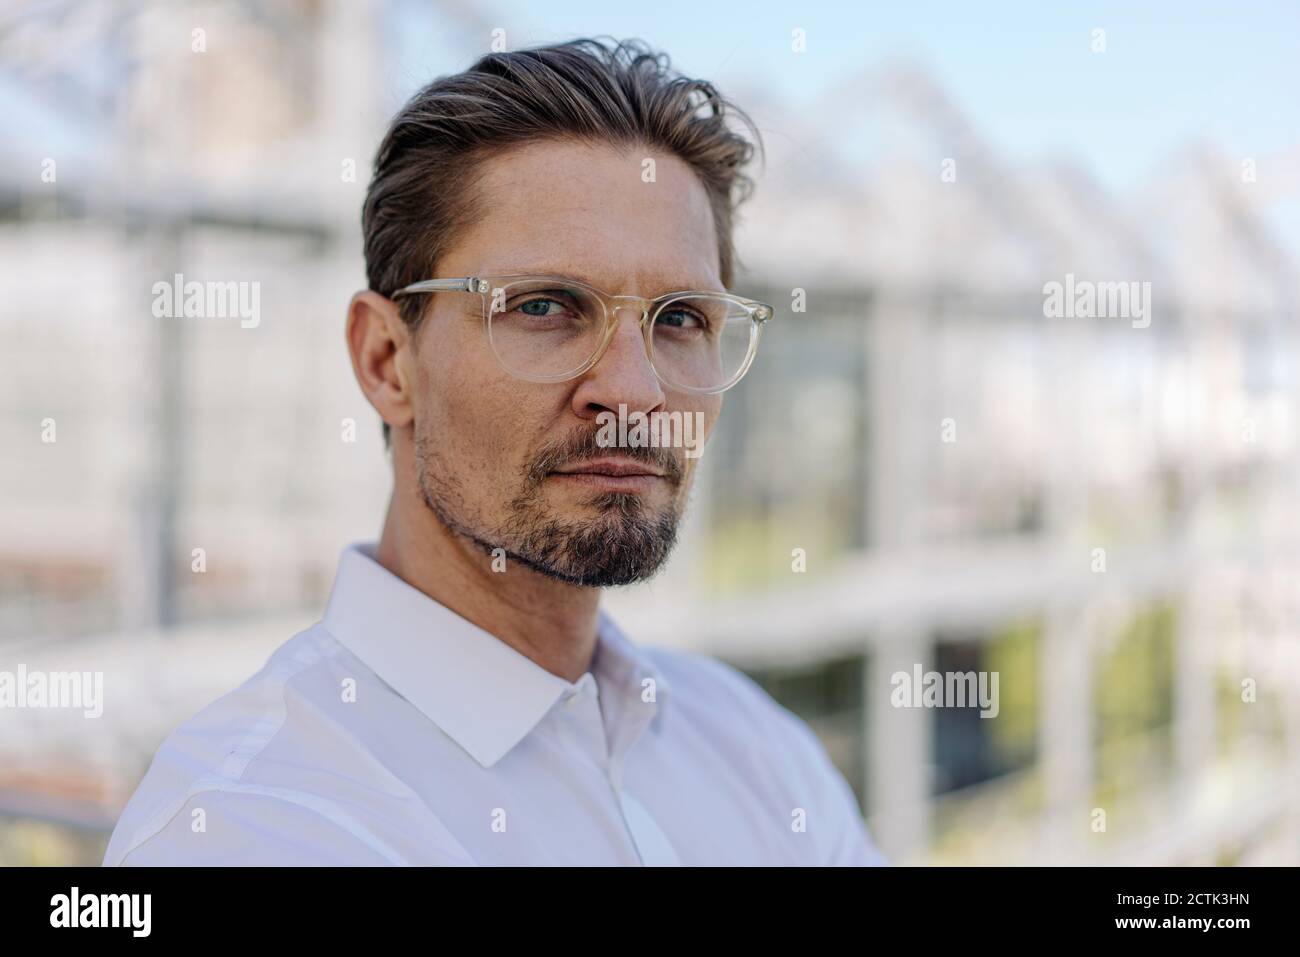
[525,426,685,488]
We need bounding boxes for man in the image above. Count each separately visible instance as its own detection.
[105,37,884,866]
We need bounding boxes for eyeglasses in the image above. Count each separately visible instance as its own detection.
[392,274,773,395]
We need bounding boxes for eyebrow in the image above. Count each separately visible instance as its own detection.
[488,266,723,295]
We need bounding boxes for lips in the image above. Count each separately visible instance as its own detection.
[549,456,669,492]
[552,456,665,478]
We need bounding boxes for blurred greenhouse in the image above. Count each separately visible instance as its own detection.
[1,1,1297,865]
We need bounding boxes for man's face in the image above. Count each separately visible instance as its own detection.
[408,139,724,586]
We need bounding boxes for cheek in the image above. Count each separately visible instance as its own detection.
[417,323,501,438]
[696,397,723,440]
[679,397,722,485]
[426,358,559,477]
[444,377,514,460]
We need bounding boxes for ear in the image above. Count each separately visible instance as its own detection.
[346,290,415,436]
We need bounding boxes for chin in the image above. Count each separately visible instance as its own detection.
[551,486,667,514]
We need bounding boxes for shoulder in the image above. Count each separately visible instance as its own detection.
[643,645,816,748]
[111,787,403,866]
[104,624,373,866]
[136,623,345,782]
[642,645,887,865]
[641,645,840,791]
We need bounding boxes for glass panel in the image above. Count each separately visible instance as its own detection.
[651,295,755,391]
[486,279,607,379]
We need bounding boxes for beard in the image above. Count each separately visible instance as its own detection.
[415,423,685,587]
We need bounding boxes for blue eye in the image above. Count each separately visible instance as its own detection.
[657,306,706,330]
[519,297,563,316]
[510,289,590,321]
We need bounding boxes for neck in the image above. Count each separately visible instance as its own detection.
[374,452,601,685]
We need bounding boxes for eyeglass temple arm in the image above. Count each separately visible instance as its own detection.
[391,278,485,298]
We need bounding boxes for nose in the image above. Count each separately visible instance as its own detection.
[569,304,665,422]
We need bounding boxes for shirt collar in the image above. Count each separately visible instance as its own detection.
[321,542,668,768]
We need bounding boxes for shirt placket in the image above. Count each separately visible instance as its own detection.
[598,676,681,867]
[551,671,680,866]
[557,673,609,767]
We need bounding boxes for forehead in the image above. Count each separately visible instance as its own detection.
[443,139,723,293]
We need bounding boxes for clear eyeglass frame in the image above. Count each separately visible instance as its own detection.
[391,274,774,395]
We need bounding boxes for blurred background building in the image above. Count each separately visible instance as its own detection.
[1,0,1297,865]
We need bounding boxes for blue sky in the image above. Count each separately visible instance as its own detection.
[7,1,1295,248]
[398,0,1298,194]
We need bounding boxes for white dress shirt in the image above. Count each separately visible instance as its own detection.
[104,543,884,866]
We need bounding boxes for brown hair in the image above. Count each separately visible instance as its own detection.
[361,37,762,443]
